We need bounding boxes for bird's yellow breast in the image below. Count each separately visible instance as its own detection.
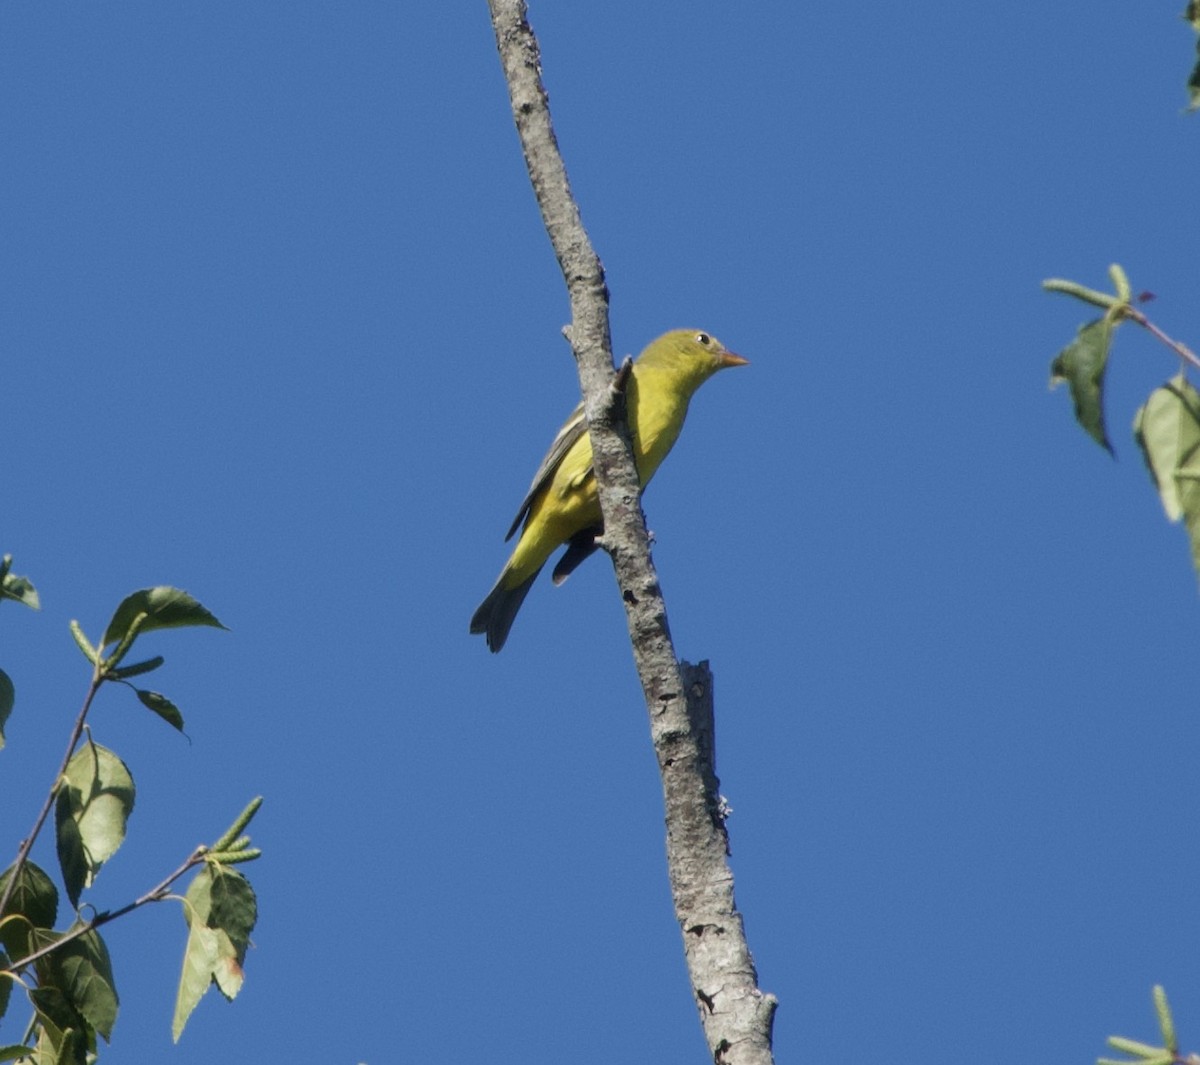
[626,364,692,484]
[499,355,706,589]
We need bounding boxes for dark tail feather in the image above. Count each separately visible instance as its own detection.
[469,567,542,653]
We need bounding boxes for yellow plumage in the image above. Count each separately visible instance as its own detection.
[470,329,747,652]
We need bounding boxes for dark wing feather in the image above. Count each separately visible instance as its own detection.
[504,401,591,541]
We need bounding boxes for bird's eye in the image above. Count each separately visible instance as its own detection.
[696,332,711,346]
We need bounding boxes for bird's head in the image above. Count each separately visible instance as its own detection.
[638,329,748,388]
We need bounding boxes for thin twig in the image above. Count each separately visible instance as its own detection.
[2,847,206,974]
[1123,307,1200,373]
[1044,277,1200,373]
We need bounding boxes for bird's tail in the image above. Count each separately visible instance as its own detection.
[469,566,542,653]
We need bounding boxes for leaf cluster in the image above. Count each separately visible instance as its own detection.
[0,568,262,1062]
[1046,265,1200,582]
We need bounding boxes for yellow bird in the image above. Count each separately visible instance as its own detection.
[470,329,748,652]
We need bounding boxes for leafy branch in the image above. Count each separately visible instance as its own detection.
[0,571,263,1062]
[1046,265,1200,581]
[3,800,260,973]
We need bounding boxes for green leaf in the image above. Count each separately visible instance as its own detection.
[172,864,256,1040]
[0,950,10,1021]
[45,927,119,1042]
[0,570,39,611]
[46,1027,87,1065]
[1133,375,1200,581]
[101,587,226,652]
[208,870,257,950]
[0,863,59,960]
[108,655,164,680]
[173,883,221,1044]
[54,794,88,916]
[207,868,256,988]
[0,1046,37,1063]
[0,861,60,927]
[172,921,223,1042]
[209,928,243,1001]
[0,668,12,751]
[186,869,244,986]
[136,689,185,732]
[1180,480,1200,586]
[55,743,136,906]
[1050,317,1114,454]
[183,865,213,924]
[27,986,89,1065]
[1133,375,1200,519]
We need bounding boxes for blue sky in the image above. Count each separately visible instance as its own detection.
[2,2,1198,1062]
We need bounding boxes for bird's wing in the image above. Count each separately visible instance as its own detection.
[504,400,591,541]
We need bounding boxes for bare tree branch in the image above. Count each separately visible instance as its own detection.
[486,3,777,1061]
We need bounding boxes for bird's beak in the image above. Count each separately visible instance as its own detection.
[720,351,749,368]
